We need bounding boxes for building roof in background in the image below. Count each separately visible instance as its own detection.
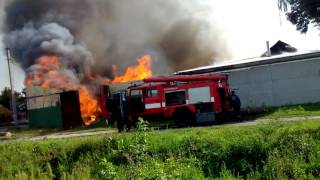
[176,50,320,75]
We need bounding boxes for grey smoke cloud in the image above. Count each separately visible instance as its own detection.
[4,0,92,33]
[3,0,230,80]
[4,22,93,80]
[0,1,6,31]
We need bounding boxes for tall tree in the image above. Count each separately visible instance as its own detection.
[0,87,23,110]
[279,0,320,33]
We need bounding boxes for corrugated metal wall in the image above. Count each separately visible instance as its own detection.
[26,87,83,129]
[27,94,61,110]
[28,107,63,128]
[60,91,83,129]
[27,93,63,129]
[26,87,62,97]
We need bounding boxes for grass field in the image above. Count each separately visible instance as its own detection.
[0,120,319,179]
[246,103,320,120]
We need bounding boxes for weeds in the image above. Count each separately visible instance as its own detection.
[0,120,319,179]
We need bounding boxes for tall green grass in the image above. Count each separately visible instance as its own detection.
[251,103,320,119]
[0,120,319,179]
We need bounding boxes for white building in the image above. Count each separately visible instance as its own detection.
[177,51,320,109]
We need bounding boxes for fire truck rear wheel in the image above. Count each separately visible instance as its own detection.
[173,108,195,127]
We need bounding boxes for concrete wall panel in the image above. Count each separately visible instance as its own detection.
[227,57,320,108]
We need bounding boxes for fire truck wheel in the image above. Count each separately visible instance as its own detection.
[173,108,195,127]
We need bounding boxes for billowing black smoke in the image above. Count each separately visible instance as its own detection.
[3,0,94,82]
[4,0,91,33]
[3,0,230,80]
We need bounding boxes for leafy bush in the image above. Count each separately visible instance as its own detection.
[0,105,12,123]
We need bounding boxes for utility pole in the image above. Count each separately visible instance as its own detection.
[5,48,18,128]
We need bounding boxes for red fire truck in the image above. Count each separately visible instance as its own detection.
[105,74,236,131]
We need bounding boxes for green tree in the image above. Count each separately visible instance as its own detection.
[278,0,320,33]
[0,87,23,110]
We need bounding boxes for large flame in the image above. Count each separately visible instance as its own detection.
[112,55,152,83]
[78,86,101,125]
[25,55,78,90]
[25,55,101,126]
[24,54,153,126]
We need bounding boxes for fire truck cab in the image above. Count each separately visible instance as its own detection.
[109,74,232,130]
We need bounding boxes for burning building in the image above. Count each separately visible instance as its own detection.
[26,87,82,129]
[23,54,153,129]
[1,0,232,128]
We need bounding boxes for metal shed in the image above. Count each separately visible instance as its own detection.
[26,87,83,129]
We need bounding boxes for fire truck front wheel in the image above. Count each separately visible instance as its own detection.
[173,108,195,127]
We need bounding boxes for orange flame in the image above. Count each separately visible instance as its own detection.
[24,55,101,126]
[25,55,78,90]
[25,54,154,126]
[78,86,101,125]
[112,55,152,83]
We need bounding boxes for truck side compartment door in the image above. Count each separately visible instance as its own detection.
[188,86,211,104]
[188,86,215,123]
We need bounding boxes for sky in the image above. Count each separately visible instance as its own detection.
[0,0,320,91]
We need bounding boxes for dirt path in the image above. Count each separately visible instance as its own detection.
[9,129,117,142]
[28,129,117,141]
